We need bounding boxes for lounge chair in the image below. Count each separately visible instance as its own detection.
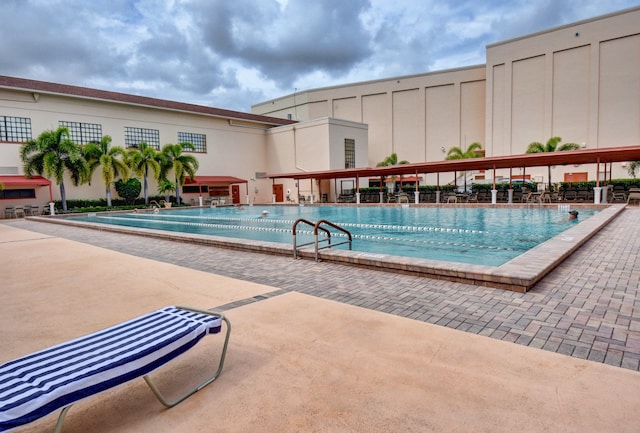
[0,306,230,432]
[627,188,640,205]
[3,207,16,219]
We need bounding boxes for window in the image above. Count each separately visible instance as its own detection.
[59,121,102,144]
[0,188,36,199]
[344,138,355,169]
[0,116,32,142]
[125,127,160,149]
[183,185,208,194]
[178,132,207,153]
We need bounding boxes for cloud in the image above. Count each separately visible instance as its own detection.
[0,0,638,112]
[193,0,373,88]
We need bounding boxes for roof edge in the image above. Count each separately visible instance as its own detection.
[0,75,296,127]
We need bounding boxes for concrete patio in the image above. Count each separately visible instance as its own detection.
[1,217,640,432]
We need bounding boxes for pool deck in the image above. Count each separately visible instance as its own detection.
[2,206,640,432]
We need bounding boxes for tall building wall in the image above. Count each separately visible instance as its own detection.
[254,7,640,182]
[253,66,487,167]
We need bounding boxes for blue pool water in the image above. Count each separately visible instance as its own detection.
[74,205,597,266]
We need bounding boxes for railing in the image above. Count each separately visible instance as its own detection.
[292,218,352,261]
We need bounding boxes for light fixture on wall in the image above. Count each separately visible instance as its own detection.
[580,142,587,148]
[441,147,446,153]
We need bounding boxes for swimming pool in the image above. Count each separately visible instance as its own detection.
[73,205,598,266]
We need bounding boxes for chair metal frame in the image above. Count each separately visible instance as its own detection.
[11,306,231,433]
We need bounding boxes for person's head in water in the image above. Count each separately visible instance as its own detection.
[260,210,269,218]
[568,210,579,220]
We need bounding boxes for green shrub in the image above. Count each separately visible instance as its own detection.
[114,178,141,204]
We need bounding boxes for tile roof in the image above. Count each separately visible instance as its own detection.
[0,75,296,127]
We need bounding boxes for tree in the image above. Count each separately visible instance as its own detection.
[445,142,483,192]
[114,178,141,204]
[126,142,161,205]
[83,135,130,206]
[157,178,176,203]
[160,142,199,205]
[20,126,86,212]
[627,161,640,178]
[376,152,409,191]
[526,137,580,191]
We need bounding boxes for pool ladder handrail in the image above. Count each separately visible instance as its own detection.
[292,218,352,261]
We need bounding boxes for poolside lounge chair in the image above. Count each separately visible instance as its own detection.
[627,188,640,205]
[3,207,16,219]
[0,306,230,432]
[466,192,478,203]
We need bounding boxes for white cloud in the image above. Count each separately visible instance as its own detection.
[1,0,637,112]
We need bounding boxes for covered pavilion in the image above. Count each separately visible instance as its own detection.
[183,175,248,205]
[268,146,640,204]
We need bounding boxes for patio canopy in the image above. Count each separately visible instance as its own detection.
[184,176,248,185]
[0,175,51,187]
[267,146,640,182]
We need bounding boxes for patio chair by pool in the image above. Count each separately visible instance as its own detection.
[3,207,16,219]
[0,306,231,433]
[627,188,640,205]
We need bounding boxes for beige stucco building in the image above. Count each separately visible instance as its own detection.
[1,6,639,215]
[0,78,368,212]
[253,6,640,186]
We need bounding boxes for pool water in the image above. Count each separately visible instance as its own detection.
[75,206,597,266]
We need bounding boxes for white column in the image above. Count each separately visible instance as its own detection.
[491,189,498,204]
[593,187,602,204]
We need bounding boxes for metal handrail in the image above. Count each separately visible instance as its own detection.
[292,218,352,261]
[292,218,330,259]
[314,219,352,261]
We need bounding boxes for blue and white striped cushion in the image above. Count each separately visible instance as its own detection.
[0,306,221,432]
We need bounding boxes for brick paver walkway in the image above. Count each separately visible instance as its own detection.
[6,208,640,371]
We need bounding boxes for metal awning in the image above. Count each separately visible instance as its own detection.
[267,146,640,181]
[184,176,248,185]
[0,175,51,186]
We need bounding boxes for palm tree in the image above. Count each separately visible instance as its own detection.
[126,142,161,205]
[20,126,86,212]
[526,136,580,191]
[445,142,483,192]
[627,161,640,178]
[376,152,409,191]
[160,142,199,205]
[83,135,130,206]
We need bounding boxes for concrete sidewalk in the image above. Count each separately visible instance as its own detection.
[2,223,640,432]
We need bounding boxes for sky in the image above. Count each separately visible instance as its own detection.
[1,0,638,113]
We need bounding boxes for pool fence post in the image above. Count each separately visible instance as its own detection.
[435,191,441,204]
[491,189,498,204]
[593,186,602,204]
[49,202,55,215]
[198,196,203,207]
[379,191,384,203]
[508,189,514,204]
[355,192,360,204]
[414,191,419,204]
[272,194,276,204]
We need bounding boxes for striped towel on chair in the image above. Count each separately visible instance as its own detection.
[0,306,222,432]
